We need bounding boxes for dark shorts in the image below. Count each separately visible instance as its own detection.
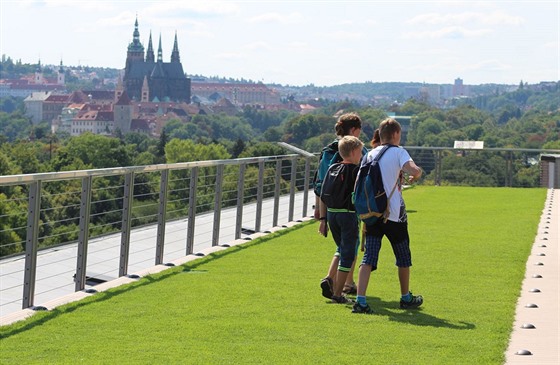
[361,220,412,270]
[327,211,359,272]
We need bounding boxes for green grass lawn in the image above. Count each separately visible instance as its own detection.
[0,187,547,364]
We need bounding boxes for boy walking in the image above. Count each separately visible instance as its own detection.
[320,135,364,303]
[352,118,423,314]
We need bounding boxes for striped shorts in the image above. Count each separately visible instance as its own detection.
[361,220,412,270]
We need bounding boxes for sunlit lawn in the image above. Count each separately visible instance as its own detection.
[0,186,546,364]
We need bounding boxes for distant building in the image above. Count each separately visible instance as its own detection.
[24,91,52,124]
[123,17,191,103]
[1,60,66,98]
[453,78,465,97]
[191,82,281,106]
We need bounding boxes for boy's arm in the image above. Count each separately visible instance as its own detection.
[402,160,422,183]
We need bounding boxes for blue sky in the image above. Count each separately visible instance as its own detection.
[0,0,558,86]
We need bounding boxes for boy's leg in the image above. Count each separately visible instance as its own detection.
[332,213,358,299]
[343,236,361,294]
[333,270,350,298]
[398,267,410,296]
[385,221,423,308]
[321,213,341,299]
[352,222,384,313]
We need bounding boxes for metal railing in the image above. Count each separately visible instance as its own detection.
[0,152,315,314]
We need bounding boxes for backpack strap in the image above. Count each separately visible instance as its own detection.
[375,144,401,223]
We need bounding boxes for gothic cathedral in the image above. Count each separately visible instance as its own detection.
[123,17,191,103]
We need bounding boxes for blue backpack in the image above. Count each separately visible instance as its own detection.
[353,145,398,226]
[313,141,341,196]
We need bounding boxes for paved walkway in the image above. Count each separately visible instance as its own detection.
[0,192,313,323]
[504,188,559,364]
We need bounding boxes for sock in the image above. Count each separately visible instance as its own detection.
[401,292,412,302]
[356,295,367,306]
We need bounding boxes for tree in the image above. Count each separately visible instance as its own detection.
[52,133,132,170]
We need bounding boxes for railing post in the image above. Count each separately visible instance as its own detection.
[155,170,169,265]
[22,181,41,309]
[302,157,311,218]
[235,164,246,239]
[506,150,513,187]
[435,150,442,186]
[273,160,281,227]
[75,176,92,291]
[255,160,264,232]
[119,172,134,277]
[289,157,297,222]
[212,165,224,246]
[186,167,198,255]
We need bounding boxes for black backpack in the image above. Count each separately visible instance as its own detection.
[320,163,356,209]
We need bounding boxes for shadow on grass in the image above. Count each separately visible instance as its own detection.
[0,222,313,338]
[367,297,475,330]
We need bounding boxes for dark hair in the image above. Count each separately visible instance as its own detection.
[370,129,380,148]
[335,112,362,137]
[379,118,401,143]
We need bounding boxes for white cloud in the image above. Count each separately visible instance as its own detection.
[243,41,273,52]
[543,41,559,49]
[407,11,524,26]
[324,31,363,41]
[144,1,239,16]
[248,12,304,24]
[403,26,493,39]
[214,52,245,60]
[43,0,117,11]
[287,41,308,49]
[463,59,512,72]
[405,58,512,73]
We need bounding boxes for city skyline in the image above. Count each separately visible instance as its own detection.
[0,0,559,87]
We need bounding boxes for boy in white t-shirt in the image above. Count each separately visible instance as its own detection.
[352,118,424,314]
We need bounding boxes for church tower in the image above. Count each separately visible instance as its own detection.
[34,60,43,84]
[171,32,180,63]
[146,32,155,63]
[115,75,124,102]
[141,76,149,102]
[125,17,145,72]
[57,60,65,85]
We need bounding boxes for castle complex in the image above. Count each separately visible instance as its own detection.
[123,17,191,103]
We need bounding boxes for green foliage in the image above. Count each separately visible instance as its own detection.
[0,110,32,142]
[52,133,133,170]
[282,114,334,145]
[241,105,296,132]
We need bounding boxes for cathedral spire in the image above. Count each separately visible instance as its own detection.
[171,31,180,63]
[146,31,155,63]
[157,34,163,62]
[127,15,144,53]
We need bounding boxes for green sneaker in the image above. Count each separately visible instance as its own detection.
[400,292,423,309]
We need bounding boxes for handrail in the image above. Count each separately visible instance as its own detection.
[0,154,298,186]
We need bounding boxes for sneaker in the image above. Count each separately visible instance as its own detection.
[331,295,354,304]
[320,277,333,299]
[400,292,423,309]
[352,302,374,314]
[342,282,357,296]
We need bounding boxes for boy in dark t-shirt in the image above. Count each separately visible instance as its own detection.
[320,136,364,303]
